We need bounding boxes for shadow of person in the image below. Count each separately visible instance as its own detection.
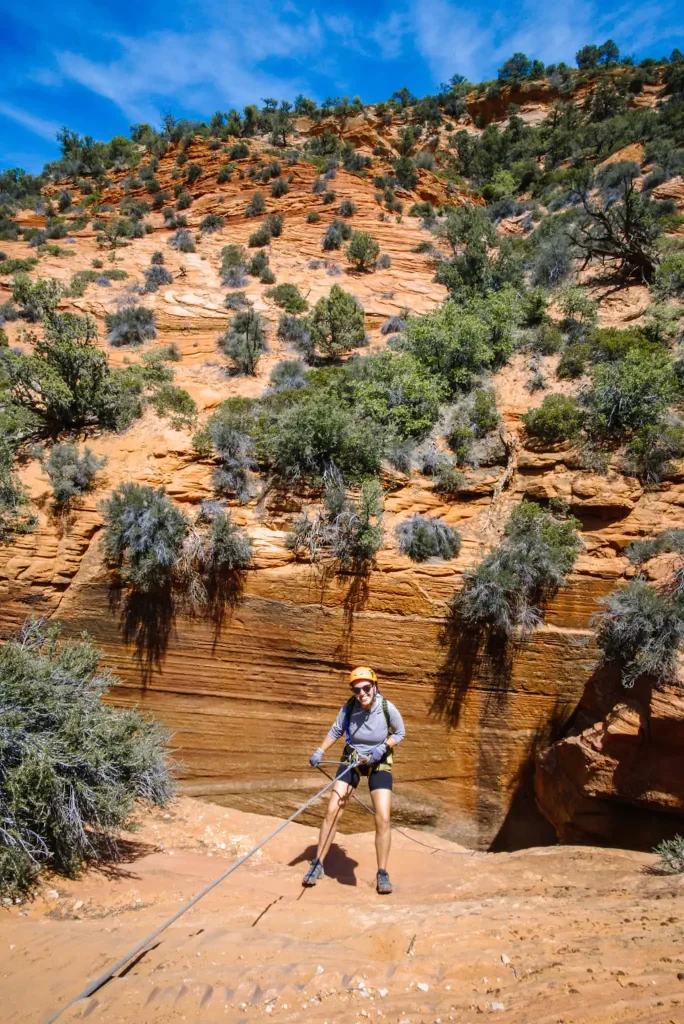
[289,843,359,887]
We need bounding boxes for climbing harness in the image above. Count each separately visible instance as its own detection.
[44,761,357,1024]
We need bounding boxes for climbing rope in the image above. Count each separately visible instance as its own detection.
[44,762,356,1024]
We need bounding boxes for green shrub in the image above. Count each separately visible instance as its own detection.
[202,510,252,572]
[396,515,461,562]
[217,165,232,184]
[253,393,382,482]
[533,233,573,286]
[654,251,684,298]
[457,501,582,635]
[522,394,585,444]
[220,244,247,287]
[4,313,147,433]
[218,309,267,375]
[248,225,271,247]
[149,384,197,428]
[169,228,196,252]
[626,529,684,564]
[11,274,63,321]
[307,211,321,224]
[287,473,384,567]
[271,177,289,197]
[653,835,684,874]
[200,213,224,233]
[470,387,500,436]
[246,191,266,218]
[322,190,336,204]
[322,219,352,250]
[42,443,106,505]
[0,257,38,275]
[185,164,202,185]
[143,264,173,292]
[265,282,308,313]
[0,620,172,899]
[401,292,518,394]
[305,284,365,360]
[338,199,357,217]
[246,249,269,278]
[586,348,678,437]
[595,578,684,687]
[105,305,157,347]
[269,359,307,392]
[622,422,684,483]
[557,342,591,379]
[151,250,165,265]
[229,142,249,159]
[100,483,189,591]
[346,230,380,270]
[343,350,445,438]
[0,440,36,540]
[264,213,283,237]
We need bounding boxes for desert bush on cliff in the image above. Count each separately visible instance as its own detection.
[0,619,173,899]
[149,384,198,429]
[200,213,224,234]
[595,578,684,687]
[457,501,582,636]
[299,285,366,362]
[3,313,149,433]
[396,515,461,562]
[42,443,106,505]
[287,471,384,568]
[265,283,308,313]
[0,440,36,540]
[584,348,678,438]
[105,305,157,347]
[11,275,63,322]
[101,483,189,591]
[400,292,518,394]
[269,359,307,392]
[220,244,247,287]
[626,529,684,565]
[322,219,352,251]
[653,835,684,874]
[522,394,585,445]
[143,264,173,292]
[245,191,266,218]
[218,309,267,375]
[346,231,380,271]
[168,228,195,252]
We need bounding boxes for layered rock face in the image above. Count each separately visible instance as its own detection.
[2,101,684,851]
[536,672,684,849]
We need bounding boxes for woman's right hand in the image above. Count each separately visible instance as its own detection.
[309,748,324,768]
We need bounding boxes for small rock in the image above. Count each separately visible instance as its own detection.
[491,1003,505,1012]
[417,982,429,992]
[47,890,59,900]
[378,988,388,998]
[73,900,84,911]
[316,965,324,975]
[501,954,510,965]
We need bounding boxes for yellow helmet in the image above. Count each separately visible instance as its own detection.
[349,666,377,685]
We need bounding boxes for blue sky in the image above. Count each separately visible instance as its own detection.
[2,0,683,174]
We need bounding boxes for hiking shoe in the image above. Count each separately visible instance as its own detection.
[376,869,393,895]
[302,858,325,886]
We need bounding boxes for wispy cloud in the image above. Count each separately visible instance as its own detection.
[409,0,684,82]
[0,102,61,141]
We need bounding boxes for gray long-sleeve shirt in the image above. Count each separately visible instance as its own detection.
[327,694,406,757]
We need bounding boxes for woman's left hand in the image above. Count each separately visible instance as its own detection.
[367,743,388,764]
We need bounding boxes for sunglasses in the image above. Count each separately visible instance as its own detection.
[351,683,373,695]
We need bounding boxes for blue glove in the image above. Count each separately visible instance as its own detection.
[309,748,324,768]
[367,743,388,765]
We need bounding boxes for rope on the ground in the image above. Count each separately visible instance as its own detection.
[316,763,477,857]
[43,763,356,1024]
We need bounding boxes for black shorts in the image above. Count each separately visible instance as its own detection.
[335,752,393,792]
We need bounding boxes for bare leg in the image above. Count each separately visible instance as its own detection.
[316,779,353,863]
[370,787,392,871]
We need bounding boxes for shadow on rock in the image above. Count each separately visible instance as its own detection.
[289,843,359,886]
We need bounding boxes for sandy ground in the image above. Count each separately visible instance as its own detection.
[2,796,684,1024]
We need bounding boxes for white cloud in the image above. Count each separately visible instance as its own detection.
[0,102,61,141]
[409,0,684,83]
[55,3,325,124]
